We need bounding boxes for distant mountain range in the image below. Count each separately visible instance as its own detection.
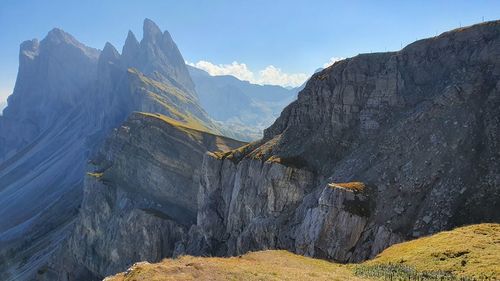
[188,65,299,140]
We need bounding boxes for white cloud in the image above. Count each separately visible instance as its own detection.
[187,60,308,88]
[257,66,309,88]
[322,57,344,68]
[188,57,345,87]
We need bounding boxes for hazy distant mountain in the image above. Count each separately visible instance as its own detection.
[0,19,222,280]
[188,65,299,140]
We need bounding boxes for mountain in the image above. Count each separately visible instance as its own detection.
[35,112,244,280]
[188,65,299,140]
[0,19,224,280]
[188,20,500,262]
[33,20,500,281]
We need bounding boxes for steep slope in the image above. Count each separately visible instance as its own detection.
[104,224,499,281]
[36,112,244,280]
[0,19,221,280]
[185,20,500,263]
[188,66,298,140]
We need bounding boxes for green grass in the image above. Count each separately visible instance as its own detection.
[354,263,474,281]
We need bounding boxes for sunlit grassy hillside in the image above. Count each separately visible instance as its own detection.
[105,224,499,281]
[104,250,368,281]
[358,223,499,280]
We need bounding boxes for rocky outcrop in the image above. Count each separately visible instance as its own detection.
[35,113,244,280]
[187,21,500,262]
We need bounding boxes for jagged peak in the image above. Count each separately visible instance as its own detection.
[122,30,140,59]
[40,28,100,59]
[124,30,139,48]
[20,39,39,51]
[162,30,174,42]
[143,18,162,42]
[100,42,120,61]
[19,39,40,59]
[45,28,78,45]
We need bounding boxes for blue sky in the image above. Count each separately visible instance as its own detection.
[0,0,499,104]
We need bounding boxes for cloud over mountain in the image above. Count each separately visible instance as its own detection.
[187,60,308,87]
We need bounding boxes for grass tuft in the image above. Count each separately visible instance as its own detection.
[328,182,366,192]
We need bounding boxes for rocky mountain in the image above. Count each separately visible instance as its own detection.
[32,20,500,281]
[188,65,298,141]
[186,20,500,262]
[36,112,244,280]
[0,19,224,280]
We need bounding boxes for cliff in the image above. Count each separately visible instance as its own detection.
[0,19,222,280]
[186,21,500,262]
[36,112,244,280]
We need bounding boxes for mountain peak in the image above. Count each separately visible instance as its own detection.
[45,28,76,44]
[143,18,162,41]
[122,30,140,60]
[19,39,40,59]
[126,30,138,44]
[101,42,120,61]
[40,28,100,60]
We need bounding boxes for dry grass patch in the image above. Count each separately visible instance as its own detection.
[86,172,103,178]
[328,182,366,192]
[105,250,369,281]
[360,223,500,280]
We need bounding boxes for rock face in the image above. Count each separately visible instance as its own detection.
[0,19,221,280]
[36,113,244,280]
[184,21,500,262]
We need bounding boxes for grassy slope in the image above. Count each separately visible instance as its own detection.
[361,223,499,280]
[105,224,499,281]
[104,250,368,281]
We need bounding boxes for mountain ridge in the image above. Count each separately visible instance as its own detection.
[0,19,225,280]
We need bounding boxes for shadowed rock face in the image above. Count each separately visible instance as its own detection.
[0,19,220,281]
[37,113,244,280]
[185,21,500,262]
